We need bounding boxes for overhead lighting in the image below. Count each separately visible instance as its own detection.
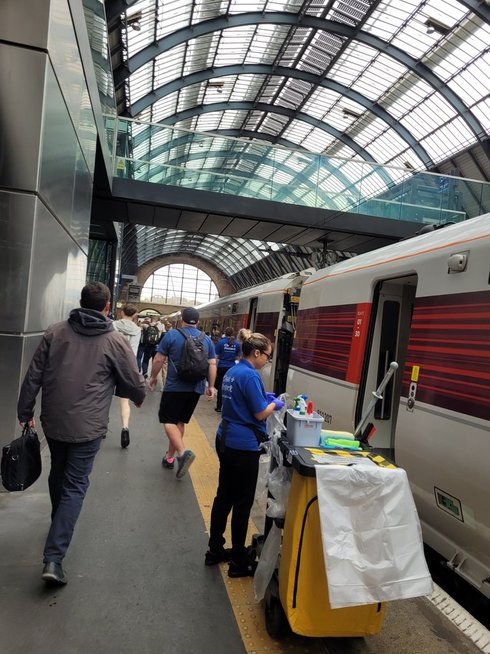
[404,161,416,170]
[125,11,142,31]
[342,107,362,120]
[207,81,224,94]
[424,17,451,36]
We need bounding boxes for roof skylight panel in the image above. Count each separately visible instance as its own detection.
[363,0,414,40]
[194,112,221,131]
[128,62,154,104]
[151,95,179,122]
[391,20,437,59]
[154,46,186,85]
[365,129,409,164]
[448,56,490,106]
[421,116,476,161]
[301,129,335,153]
[317,173,345,195]
[386,77,434,119]
[249,27,287,64]
[387,150,425,171]
[185,33,221,68]
[352,117,389,148]
[155,0,193,37]
[283,120,311,145]
[194,0,225,22]
[304,88,339,118]
[330,43,378,86]
[400,93,457,139]
[471,98,490,133]
[352,54,407,101]
[336,159,371,186]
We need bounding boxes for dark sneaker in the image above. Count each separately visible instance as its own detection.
[228,559,258,578]
[42,562,67,586]
[176,449,196,480]
[204,548,232,566]
[162,455,175,469]
[214,408,221,412]
[121,428,130,449]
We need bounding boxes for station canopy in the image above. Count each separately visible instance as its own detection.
[107,0,490,288]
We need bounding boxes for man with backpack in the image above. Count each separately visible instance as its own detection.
[148,307,216,479]
[141,316,161,378]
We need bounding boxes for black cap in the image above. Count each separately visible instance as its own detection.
[182,307,199,325]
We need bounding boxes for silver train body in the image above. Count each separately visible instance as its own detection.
[195,214,490,599]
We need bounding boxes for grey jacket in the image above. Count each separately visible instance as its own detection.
[17,308,146,442]
[113,318,141,356]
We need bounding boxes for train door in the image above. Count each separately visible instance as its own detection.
[248,297,258,330]
[356,275,417,456]
[273,287,300,394]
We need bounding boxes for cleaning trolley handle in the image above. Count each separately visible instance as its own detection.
[353,361,398,438]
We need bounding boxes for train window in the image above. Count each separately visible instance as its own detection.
[374,300,400,420]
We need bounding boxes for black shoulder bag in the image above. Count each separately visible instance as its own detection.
[1,424,42,491]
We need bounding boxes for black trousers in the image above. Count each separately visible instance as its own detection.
[142,344,157,377]
[208,437,260,562]
[215,366,232,410]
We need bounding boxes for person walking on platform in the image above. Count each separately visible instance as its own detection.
[141,316,161,378]
[148,307,216,479]
[205,333,284,577]
[17,282,146,587]
[214,327,240,413]
[113,303,141,448]
[237,328,252,352]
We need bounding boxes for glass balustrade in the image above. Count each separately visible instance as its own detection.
[104,115,490,225]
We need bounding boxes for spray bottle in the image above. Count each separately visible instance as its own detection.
[298,397,307,415]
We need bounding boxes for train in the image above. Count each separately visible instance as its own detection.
[186,214,490,600]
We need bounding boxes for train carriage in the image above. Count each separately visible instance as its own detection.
[287,214,490,599]
[198,270,314,393]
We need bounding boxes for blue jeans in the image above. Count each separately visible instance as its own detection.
[43,437,102,564]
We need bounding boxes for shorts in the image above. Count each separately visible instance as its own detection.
[159,391,201,424]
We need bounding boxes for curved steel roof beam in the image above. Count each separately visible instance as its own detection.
[121,12,485,142]
[130,65,432,167]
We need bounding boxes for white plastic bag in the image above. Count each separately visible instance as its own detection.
[315,464,433,608]
[266,465,292,518]
[253,523,282,601]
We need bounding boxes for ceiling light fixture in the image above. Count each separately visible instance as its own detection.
[424,17,451,36]
[342,107,362,120]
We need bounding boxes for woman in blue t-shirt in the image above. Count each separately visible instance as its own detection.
[214,327,241,412]
[205,333,285,578]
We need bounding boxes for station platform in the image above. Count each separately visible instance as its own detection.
[0,390,486,654]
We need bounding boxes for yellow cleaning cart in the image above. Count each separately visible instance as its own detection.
[264,440,396,638]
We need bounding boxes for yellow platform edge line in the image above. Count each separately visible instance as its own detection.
[185,417,291,654]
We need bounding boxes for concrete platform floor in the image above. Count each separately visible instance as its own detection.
[0,390,486,654]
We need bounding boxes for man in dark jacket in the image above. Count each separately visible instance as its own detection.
[17,282,146,586]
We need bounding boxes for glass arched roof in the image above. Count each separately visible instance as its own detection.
[107,0,490,283]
